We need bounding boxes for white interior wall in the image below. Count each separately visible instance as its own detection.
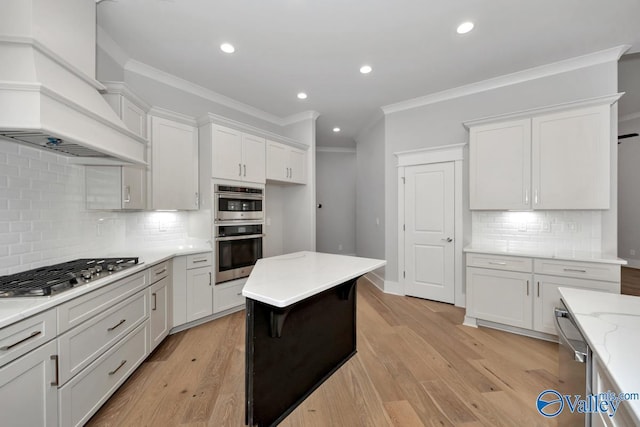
[618,117,640,266]
[383,61,619,283]
[264,184,284,257]
[315,150,356,255]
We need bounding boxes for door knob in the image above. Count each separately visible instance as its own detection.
[442,237,453,242]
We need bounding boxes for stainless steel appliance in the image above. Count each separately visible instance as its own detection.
[215,224,263,284]
[555,301,591,427]
[0,257,140,297]
[214,185,264,223]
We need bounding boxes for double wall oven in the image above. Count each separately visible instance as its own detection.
[213,184,264,284]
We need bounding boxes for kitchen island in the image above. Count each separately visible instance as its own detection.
[242,251,386,427]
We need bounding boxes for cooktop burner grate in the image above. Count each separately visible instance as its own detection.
[0,257,139,297]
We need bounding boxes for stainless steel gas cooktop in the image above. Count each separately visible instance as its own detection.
[0,257,140,297]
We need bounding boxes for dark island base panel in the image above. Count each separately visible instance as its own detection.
[245,277,359,427]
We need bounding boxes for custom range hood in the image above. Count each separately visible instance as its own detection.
[0,0,146,165]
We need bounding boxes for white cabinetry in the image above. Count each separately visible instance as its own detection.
[467,99,616,210]
[0,310,58,427]
[266,140,307,184]
[214,278,246,313]
[148,261,171,351]
[149,113,199,210]
[186,265,213,322]
[172,253,214,327]
[465,252,620,336]
[204,124,266,184]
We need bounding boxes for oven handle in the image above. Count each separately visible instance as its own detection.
[215,234,265,242]
[216,192,263,201]
[554,307,587,363]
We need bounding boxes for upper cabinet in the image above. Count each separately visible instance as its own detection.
[206,125,266,184]
[467,97,617,210]
[266,140,307,184]
[149,112,199,210]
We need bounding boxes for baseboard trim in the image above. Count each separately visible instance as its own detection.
[169,305,245,334]
[363,272,384,291]
[384,280,403,296]
[475,319,558,343]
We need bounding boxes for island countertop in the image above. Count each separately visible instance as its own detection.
[242,251,386,308]
[559,287,640,424]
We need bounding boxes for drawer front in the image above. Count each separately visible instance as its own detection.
[213,280,245,313]
[186,252,212,269]
[0,309,56,368]
[466,253,533,272]
[57,271,147,334]
[57,290,148,385]
[533,259,620,282]
[59,322,149,427]
[149,260,170,283]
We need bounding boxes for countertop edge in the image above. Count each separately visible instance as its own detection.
[463,246,627,265]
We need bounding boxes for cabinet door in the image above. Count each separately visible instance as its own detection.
[466,267,533,329]
[150,116,199,210]
[186,267,213,322]
[212,125,243,181]
[149,276,170,351]
[533,275,615,335]
[242,133,266,183]
[121,166,146,210]
[86,166,121,210]
[288,147,306,184]
[266,140,288,181]
[213,279,246,313]
[469,119,531,210]
[0,340,58,426]
[121,97,147,138]
[532,105,610,209]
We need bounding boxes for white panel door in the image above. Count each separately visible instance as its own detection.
[289,148,306,184]
[469,118,531,210]
[186,267,213,322]
[241,133,266,183]
[404,162,454,303]
[149,276,170,351]
[212,125,243,181]
[266,140,288,181]
[121,166,146,210]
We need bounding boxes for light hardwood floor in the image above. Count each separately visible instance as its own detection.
[88,279,559,426]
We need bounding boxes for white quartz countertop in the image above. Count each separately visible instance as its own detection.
[0,243,211,329]
[464,245,626,265]
[242,251,386,308]
[559,287,640,423]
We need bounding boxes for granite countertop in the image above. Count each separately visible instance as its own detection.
[242,251,386,308]
[0,243,212,329]
[464,245,626,265]
[559,287,640,424]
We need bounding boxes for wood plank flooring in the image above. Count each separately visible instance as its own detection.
[87,279,558,426]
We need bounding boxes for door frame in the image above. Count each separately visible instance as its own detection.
[396,143,466,307]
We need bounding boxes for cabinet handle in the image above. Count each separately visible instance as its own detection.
[524,189,529,205]
[108,360,127,376]
[526,280,529,296]
[488,261,507,266]
[209,272,212,286]
[152,292,157,311]
[124,185,131,203]
[0,330,41,351]
[195,192,199,208]
[534,190,539,205]
[50,355,59,386]
[192,258,208,263]
[563,268,587,273]
[288,167,291,178]
[238,163,242,176]
[537,281,540,297]
[155,268,167,275]
[243,164,247,177]
[107,319,126,332]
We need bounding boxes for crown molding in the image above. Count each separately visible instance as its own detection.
[395,143,466,167]
[100,81,152,111]
[620,111,640,123]
[148,106,197,126]
[124,59,287,127]
[382,45,631,115]
[316,146,356,153]
[280,110,321,126]
[96,26,130,69]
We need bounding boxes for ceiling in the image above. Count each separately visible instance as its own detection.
[97,0,640,148]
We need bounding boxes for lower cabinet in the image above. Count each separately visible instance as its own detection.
[213,278,246,313]
[58,322,149,427]
[149,276,171,351]
[465,253,621,335]
[0,340,58,427]
[172,252,214,327]
[186,267,213,322]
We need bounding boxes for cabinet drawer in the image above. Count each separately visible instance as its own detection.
[57,290,148,385]
[0,309,56,368]
[149,261,170,283]
[186,252,212,269]
[57,271,147,334]
[466,253,532,272]
[59,322,149,427]
[214,280,245,313]
[533,259,619,282]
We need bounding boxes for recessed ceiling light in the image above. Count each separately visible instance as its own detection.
[360,65,372,74]
[456,21,474,34]
[220,43,235,53]
[333,127,341,133]
[297,92,308,100]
